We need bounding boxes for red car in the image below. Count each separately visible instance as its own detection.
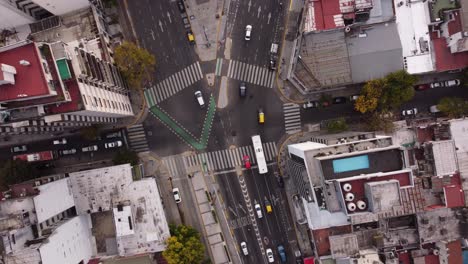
[243,155,251,169]
[414,84,430,91]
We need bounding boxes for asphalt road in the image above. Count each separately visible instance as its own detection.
[217,163,295,264]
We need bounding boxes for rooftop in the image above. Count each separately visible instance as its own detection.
[346,22,403,83]
[417,207,460,244]
[430,140,458,176]
[0,42,51,102]
[394,0,435,74]
[319,148,403,180]
[329,233,359,258]
[33,178,75,223]
[68,164,170,256]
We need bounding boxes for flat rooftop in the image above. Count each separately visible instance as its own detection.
[320,148,403,180]
[0,42,50,102]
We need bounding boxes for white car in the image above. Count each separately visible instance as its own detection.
[240,241,248,256]
[173,188,181,203]
[245,25,252,40]
[11,145,27,153]
[82,145,98,152]
[266,248,274,263]
[53,138,67,145]
[255,203,263,219]
[59,148,76,155]
[194,91,205,108]
[402,108,418,117]
[105,140,123,149]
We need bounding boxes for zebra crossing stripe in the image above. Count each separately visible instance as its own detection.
[237,62,243,80]
[269,72,275,88]
[247,65,254,83]
[187,65,195,85]
[196,62,203,79]
[227,60,233,77]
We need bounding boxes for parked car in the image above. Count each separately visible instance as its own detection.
[402,108,418,117]
[240,241,248,256]
[173,188,181,203]
[195,91,205,108]
[243,155,251,169]
[239,82,247,97]
[414,84,430,91]
[266,248,275,263]
[333,97,347,104]
[182,16,191,29]
[277,245,287,263]
[430,81,444,88]
[177,1,185,13]
[255,203,263,218]
[59,148,76,155]
[187,31,195,44]
[105,141,123,149]
[349,95,360,101]
[53,138,67,145]
[245,25,252,40]
[303,100,319,109]
[11,145,27,153]
[445,79,461,87]
[277,176,285,188]
[105,131,121,138]
[82,145,98,152]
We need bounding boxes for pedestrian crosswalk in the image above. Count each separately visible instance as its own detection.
[283,103,302,134]
[126,124,149,153]
[162,142,278,177]
[226,60,276,88]
[144,62,204,106]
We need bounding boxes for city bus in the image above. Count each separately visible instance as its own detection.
[251,135,268,174]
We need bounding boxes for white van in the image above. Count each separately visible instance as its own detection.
[429,105,440,113]
[195,91,205,108]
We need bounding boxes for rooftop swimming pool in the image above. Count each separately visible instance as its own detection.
[332,155,370,173]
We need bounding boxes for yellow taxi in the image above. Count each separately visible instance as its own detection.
[187,31,195,44]
[258,108,265,124]
[265,199,272,214]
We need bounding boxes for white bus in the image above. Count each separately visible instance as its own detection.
[251,135,268,174]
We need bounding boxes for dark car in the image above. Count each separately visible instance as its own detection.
[414,84,430,91]
[333,97,347,104]
[177,1,185,13]
[277,245,287,263]
[277,176,284,188]
[239,82,247,97]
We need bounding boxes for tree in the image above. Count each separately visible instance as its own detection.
[163,224,205,264]
[80,125,100,140]
[354,79,384,113]
[437,97,468,118]
[380,70,417,110]
[114,41,156,90]
[326,118,348,133]
[0,160,38,190]
[366,112,395,133]
[112,149,140,166]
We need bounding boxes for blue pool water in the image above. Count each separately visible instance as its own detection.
[333,155,370,173]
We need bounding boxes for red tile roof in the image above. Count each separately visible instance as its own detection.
[424,254,440,264]
[448,11,463,35]
[0,42,51,102]
[446,240,463,264]
[46,79,82,114]
[312,225,352,256]
[398,251,411,264]
[444,185,465,208]
[313,0,343,31]
[432,38,468,72]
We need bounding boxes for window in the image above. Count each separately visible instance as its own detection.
[82,95,88,105]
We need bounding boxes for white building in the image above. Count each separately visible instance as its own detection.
[0,0,89,27]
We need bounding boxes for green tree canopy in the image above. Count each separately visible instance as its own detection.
[0,160,38,190]
[163,224,205,264]
[437,97,468,118]
[380,70,417,110]
[365,111,395,133]
[114,41,156,90]
[80,125,100,141]
[326,118,348,133]
[112,149,140,166]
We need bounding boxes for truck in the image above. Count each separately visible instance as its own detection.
[13,151,55,163]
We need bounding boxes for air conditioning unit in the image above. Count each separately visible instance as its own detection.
[343,183,352,192]
[345,192,355,202]
[357,200,366,210]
